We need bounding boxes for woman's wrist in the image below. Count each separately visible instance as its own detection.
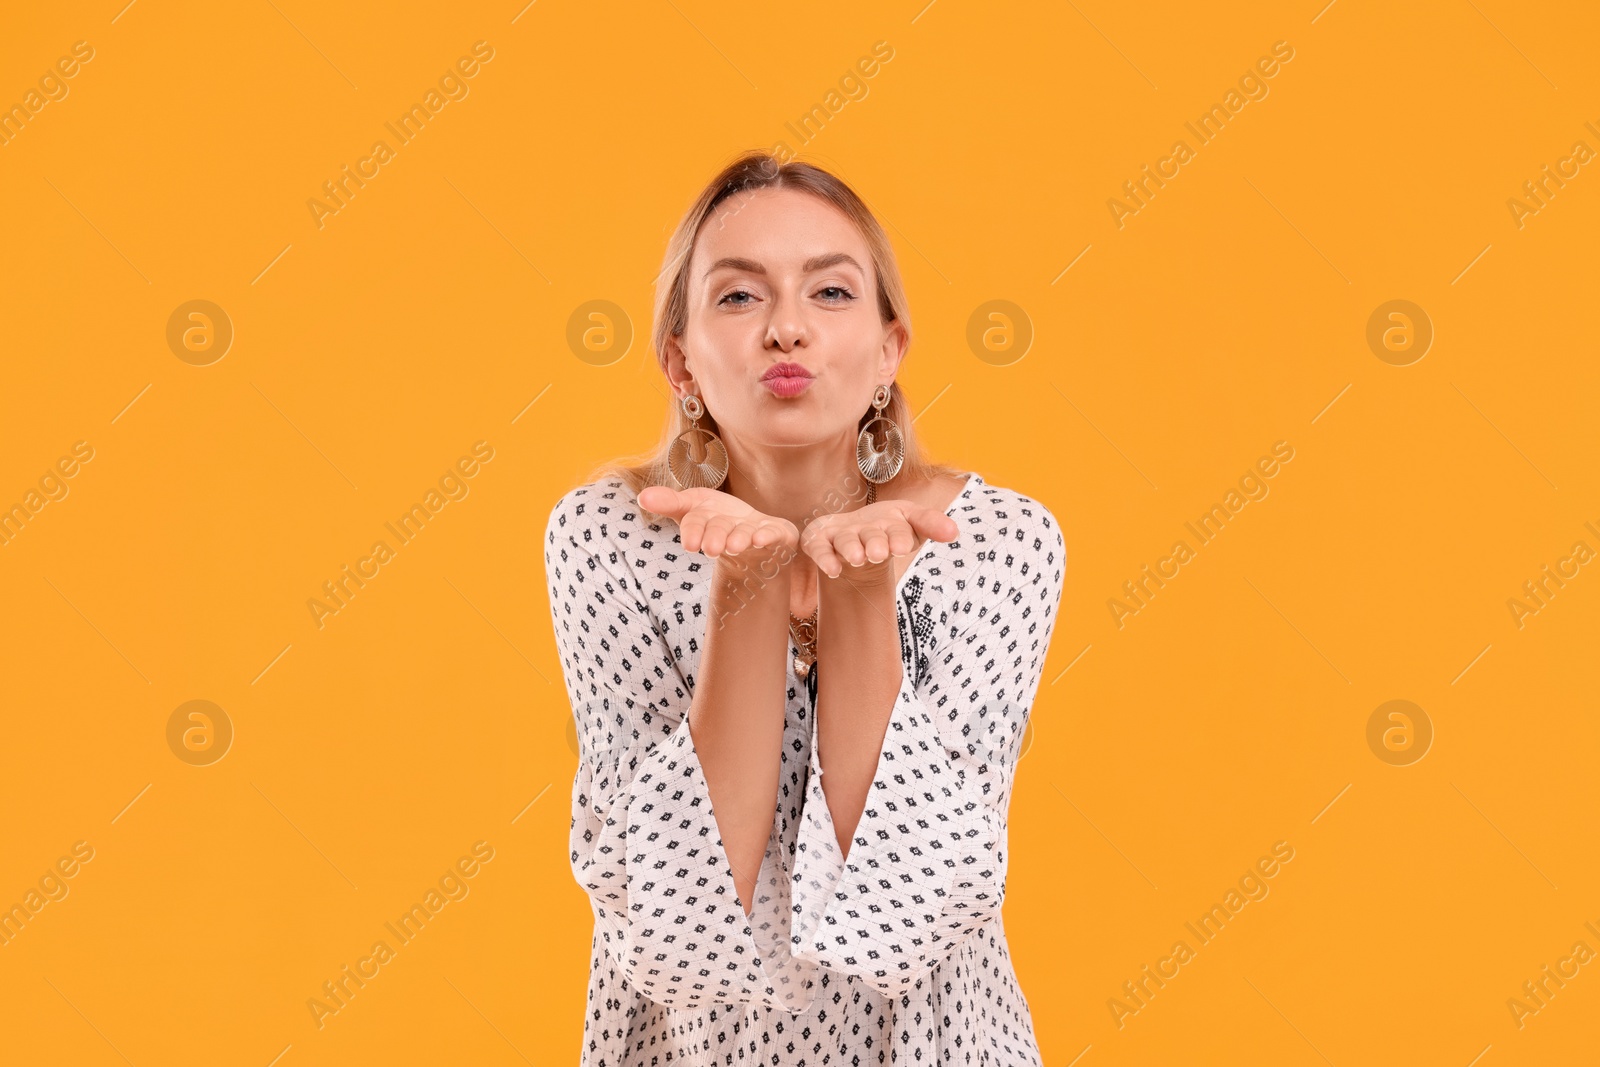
[709,549,795,630]
[818,567,898,615]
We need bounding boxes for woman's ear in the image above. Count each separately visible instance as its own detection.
[662,334,696,399]
[877,318,909,380]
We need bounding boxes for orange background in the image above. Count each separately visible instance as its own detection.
[3,1,1598,1064]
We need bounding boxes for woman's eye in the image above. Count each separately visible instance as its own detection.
[718,286,853,305]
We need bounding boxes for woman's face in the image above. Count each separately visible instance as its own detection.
[670,186,905,454]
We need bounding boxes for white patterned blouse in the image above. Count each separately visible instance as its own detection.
[543,471,1066,1066]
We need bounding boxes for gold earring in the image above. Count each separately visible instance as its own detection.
[856,383,904,485]
[668,393,729,490]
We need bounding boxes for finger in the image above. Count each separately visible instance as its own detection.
[806,535,845,580]
[831,528,867,568]
[638,485,686,518]
[724,522,754,556]
[886,521,917,557]
[860,525,892,564]
[679,508,709,553]
[764,523,802,565]
[798,524,832,575]
[911,509,960,543]
[700,514,736,557]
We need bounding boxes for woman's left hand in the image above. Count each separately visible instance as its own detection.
[800,499,960,584]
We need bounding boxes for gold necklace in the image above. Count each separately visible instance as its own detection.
[788,608,818,680]
[787,481,877,680]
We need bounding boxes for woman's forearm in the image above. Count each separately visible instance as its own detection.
[814,574,903,859]
[688,555,792,914]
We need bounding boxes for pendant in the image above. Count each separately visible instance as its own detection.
[790,609,817,681]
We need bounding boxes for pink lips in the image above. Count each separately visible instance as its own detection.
[760,362,814,398]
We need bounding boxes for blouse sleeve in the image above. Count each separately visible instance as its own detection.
[789,494,1066,994]
[544,487,820,1013]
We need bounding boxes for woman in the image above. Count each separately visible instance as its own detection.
[544,153,1066,1065]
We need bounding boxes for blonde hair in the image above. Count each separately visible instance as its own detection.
[597,151,959,495]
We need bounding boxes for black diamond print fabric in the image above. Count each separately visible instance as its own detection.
[544,471,1065,1065]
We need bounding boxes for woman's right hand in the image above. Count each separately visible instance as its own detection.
[637,486,800,561]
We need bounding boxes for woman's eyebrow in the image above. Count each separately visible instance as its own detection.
[703,253,865,278]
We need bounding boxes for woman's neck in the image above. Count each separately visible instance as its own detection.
[720,433,876,535]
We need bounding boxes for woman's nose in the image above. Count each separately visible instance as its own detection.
[764,296,806,350]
